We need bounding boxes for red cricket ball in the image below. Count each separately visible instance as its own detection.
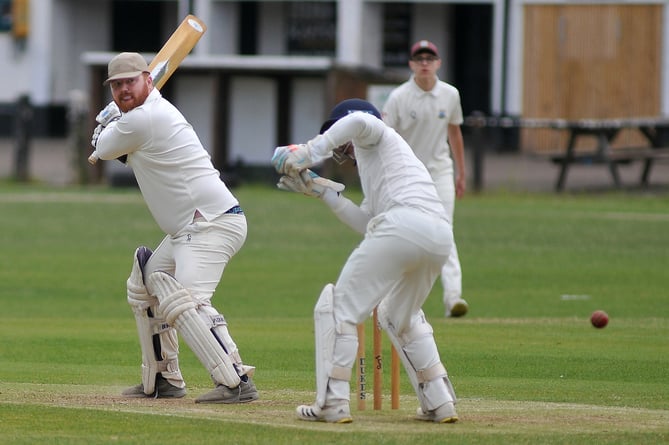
[590,310,609,328]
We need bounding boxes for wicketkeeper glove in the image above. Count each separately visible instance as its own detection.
[277,169,344,198]
[271,144,313,176]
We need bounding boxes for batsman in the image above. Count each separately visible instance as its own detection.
[92,52,258,403]
[272,99,459,423]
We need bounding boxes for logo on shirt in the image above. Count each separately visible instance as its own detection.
[438,110,446,119]
[410,110,417,119]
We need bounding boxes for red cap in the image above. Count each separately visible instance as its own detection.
[410,40,439,58]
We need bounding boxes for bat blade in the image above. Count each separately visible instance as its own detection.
[88,14,207,165]
[148,15,207,90]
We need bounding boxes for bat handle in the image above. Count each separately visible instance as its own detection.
[88,151,99,165]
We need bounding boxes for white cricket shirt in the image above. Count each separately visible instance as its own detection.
[382,76,463,178]
[95,89,238,236]
[311,112,447,224]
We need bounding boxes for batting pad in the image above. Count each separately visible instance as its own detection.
[128,302,178,394]
[127,248,166,395]
[314,284,355,407]
[147,271,241,388]
[376,304,456,411]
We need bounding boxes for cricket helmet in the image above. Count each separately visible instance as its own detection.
[320,99,382,134]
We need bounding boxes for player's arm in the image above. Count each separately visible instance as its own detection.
[94,107,149,161]
[276,170,370,234]
[272,113,384,176]
[320,189,370,234]
[448,123,466,198]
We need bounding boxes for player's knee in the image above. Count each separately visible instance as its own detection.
[146,271,196,325]
[127,246,155,307]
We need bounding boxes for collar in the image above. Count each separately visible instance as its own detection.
[410,75,439,97]
[146,87,162,102]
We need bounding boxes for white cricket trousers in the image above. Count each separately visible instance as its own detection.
[143,212,247,372]
[433,172,463,304]
[326,207,453,401]
[335,206,452,332]
[145,212,247,304]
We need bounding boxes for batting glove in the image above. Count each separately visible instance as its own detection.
[271,144,313,176]
[95,101,121,126]
[277,169,344,198]
[90,123,104,148]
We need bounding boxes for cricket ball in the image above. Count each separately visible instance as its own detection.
[590,310,609,329]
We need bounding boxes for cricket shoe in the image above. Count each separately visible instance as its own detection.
[122,375,186,399]
[195,378,258,404]
[296,402,353,423]
[446,298,469,317]
[415,402,459,423]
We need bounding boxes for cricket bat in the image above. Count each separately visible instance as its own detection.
[88,14,207,165]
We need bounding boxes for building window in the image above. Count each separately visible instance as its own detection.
[383,3,412,67]
[112,1,164,52]
[0,0,12,32]
[286,2,336,56]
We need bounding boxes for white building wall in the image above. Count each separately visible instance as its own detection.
[53,0,110,103]
[174,74,216,153]
[359,2,383,69]
[412,3,450,81]
[491,0,506,114]
[27,0,55,106]
[506,0,525,116]
[259,2,285,55]
[0,32,32,102]
[663,2,669,115]
[203,0,239,55]
[1,0,666,136]
[337,0,364,66]
[229,76,277,165]
[291,78,327,142]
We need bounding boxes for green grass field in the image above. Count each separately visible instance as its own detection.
[1,183,668,444]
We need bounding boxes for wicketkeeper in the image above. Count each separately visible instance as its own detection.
[272,99,459,423]
[93,52,258,403]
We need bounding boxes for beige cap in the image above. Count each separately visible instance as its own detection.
[103,52,150,85]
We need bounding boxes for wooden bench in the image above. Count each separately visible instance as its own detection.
[517,117,669,191]
[464,114,669,191]
[549,146,669,188]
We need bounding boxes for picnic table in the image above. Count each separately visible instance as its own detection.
[465,115,669,191]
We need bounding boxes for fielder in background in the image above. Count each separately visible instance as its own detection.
[382,40,469,318]
[92,52,258,404]
[272,99,459,424]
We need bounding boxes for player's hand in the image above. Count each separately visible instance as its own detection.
[455,175,466,199]
[95,101,121,126]
[271,144,313,176]
[91,124,104,148]
[277,169,344,198]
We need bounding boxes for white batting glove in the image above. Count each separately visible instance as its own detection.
[91,124,104,148]
[277,169,344,198]
[271,144,313,176]
[90,119,120,148]
[95,101,121,126]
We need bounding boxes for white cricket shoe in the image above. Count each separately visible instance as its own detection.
[296,402,353,423]
[446,298,469,317]
[416,402,459,423]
